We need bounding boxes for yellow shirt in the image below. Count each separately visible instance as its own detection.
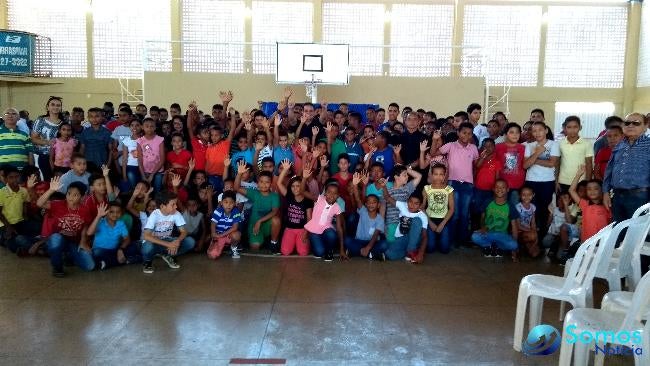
[558,137,593,185]
[423,185,454,219]
[0,186,29,226]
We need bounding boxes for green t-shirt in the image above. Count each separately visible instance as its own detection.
[330,139,347,174]
[245,189,280,222]
[485,200,519,233]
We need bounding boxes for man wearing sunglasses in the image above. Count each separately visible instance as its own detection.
[602,113,650,222]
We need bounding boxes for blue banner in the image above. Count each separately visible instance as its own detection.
[0,30,35,75]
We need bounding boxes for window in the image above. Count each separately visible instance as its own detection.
[462,5,542,86]
[252,1,313,74]
[182,0,245,73]
[638,3,650,87]
[544,6,627,88]
[322,3,385,76]
[7,0,87,77]
[93,0,171,78]
[554,102,615,139]
[389,4,454,77]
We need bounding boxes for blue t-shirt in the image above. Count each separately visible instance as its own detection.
[273,146,294,172]
[344,141,364,172]
[370,147,395,176]
[355,206,385,241]
[93,218,129,250]
[231,148,255,166]
[211,206,244,234]
[79,126,112,167]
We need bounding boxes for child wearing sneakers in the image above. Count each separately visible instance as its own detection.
[516,186,539,258]
[422,164,455,254]
[141,191,196,274]
[383,193,428,263]
[471,179,520,262]
[208,191,243,259]
[345,170,387,260]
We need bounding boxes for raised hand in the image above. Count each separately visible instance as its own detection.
[325,121,333,133]
[300,113,309,124]
[274,114,282,127]
[303,165,313,179]
[223,155,231,167]
[96,202,108,217]
[282,86,293,100]
[311,126,319,136]
[26,174,37,189]
[299,138,308,153]
[361,170,369,185]
[188,158,196,171]
[376,178,387,189]
[319,155,329,167]
[101,164,110,177]
[352,172,362,186]
[219,90,234,103]
[419,140,428,152]
[49,176,62,192]
[188,101,198,111]
[393,144,402,154]
[236,160,248,175]
[244,121,252,131]
[281,159,292,172]
[171,173,182,187]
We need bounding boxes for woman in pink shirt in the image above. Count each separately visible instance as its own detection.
[304,180,347,262]
[137,118,165,192]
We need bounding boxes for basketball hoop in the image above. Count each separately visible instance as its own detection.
[305,74,322,103]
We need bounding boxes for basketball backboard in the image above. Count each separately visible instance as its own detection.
[276,43,349,85]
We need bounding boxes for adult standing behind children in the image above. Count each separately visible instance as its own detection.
[603,112,650,222]
[31,96,64,181]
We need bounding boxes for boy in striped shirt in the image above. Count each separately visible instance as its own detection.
[209,191,243,259]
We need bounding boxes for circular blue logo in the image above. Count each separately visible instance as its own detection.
[522,324,562,356]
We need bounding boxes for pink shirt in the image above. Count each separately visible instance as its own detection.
[304,195,343,234]
[52,138,77,167]
[439,141,479,183]
[137,135,164,174]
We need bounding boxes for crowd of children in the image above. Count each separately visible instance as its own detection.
[0,88,648,277]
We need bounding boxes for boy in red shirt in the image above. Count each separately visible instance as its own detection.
[166,133,192,180]
[495,123,525,206]
[594,125,623,180]
[187,102,210,172]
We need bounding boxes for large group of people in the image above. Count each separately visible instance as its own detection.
[0,87,648,277]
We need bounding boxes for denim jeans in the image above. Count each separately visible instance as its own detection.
[612,189,650,223]
[125,165,142,191]
[344,237,387,258]
[525,180,555,238]
[385,216,423,260]
[471,231,518,251]
[450,180,473,245]
[92,244,142,268]
[2,220,40,252]
[208,175,224,195]
[144,172,163,193]
[141,237,195,262]
[427,225,451,254]
[47,233,95,271]
[309,229,338,257]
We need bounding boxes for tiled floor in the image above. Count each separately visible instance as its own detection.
[0,248,636,365]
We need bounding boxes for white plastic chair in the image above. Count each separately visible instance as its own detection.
[513,224,614,352]
[558,271,650,366]
[628,203,650,290]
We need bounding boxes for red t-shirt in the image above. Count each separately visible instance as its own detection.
[495,143,526,190]
[48,200,91,242]
[332,172,354,213]
[475,156,504,191]
[81,194,108,220]
[579,199,611,243]
[594,146,612,179]
[167,149,192,179]
[105,120,122,132]
[26,181,49,218]
[191,137,208,171]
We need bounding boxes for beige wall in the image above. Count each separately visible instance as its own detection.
[634,87,650,113]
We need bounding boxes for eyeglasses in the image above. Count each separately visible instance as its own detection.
[3,112,17,116]
[623,121,643,127]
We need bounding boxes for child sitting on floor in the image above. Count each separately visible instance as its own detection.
[209,191,243,259]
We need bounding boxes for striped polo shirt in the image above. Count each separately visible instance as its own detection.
[0,125,33,169]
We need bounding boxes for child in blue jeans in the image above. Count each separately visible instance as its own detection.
[345,171,387,260]
[87,201,140,269]
[383,193,428,263]
[471,179,520,262]
[141,191,195,274]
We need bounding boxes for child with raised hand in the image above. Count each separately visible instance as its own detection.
[516,186,539,258]
[37,177,94,277]
[87,201,138,270]
[166,133,192,182]
[471,179,520,262]
[141,191,195,274]
[345,170,387,260]
[568,164,610,245]
[234,160,281,253]
[304,179,347,261]
[82,164,116,219]
[273,114,295,173]
[127,183,156,240]
[49,122,76,172]
[204,114,236,194]
[209,191,243,259]
[137,118,165,192]
[382,164,422,243]
[121,119,143,190]
[422,164,455,254]
[186,101,210,172]
[495,123,525,206]
[277,160,313,256]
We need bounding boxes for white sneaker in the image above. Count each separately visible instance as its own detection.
[161,254,180,269]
